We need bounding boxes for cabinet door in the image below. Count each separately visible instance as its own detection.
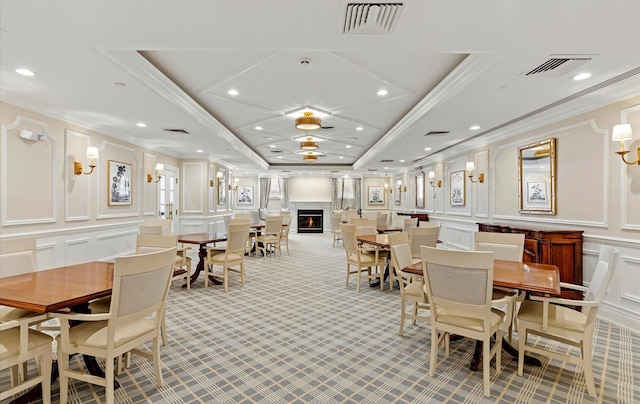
[523,237,539,263]
[539,235,583,299]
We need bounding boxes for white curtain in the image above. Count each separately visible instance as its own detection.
[332,177,361,211]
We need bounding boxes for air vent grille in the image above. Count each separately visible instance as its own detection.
[270,150,284,154]
[523,55,593,77]
[343,3,403,34]
[162,128,190,134]
[367,168,378,172]
[380,159,394,162]
[424,131,450,136]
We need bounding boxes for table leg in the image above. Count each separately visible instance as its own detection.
[184,243,222,287]
[469,340,542,371]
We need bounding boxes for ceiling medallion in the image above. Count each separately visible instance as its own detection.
[300,137,319,151]
[295,111,321,131]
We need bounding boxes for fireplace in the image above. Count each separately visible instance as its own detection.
[297,209,323,233]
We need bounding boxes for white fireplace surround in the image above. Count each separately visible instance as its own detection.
[289,201,332,233]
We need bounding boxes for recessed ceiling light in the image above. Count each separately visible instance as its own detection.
[270,145,276,148]
[16,68,34,76]
[339,156,344,159]
[470,125,480,130]
[424,147,432,151]
[277,156,283,159]
[356,127,363,131]
[377,89,388,96]
[196,149,203,153]
[345,145,352,149]
[384,167,389,170]
[255,126,263,130]
[264,137,272,140]
[136,122,146,128]
[399,159,405,163]
[573,73,591,81]
[227,89,239,96]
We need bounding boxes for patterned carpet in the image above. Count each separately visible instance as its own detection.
[6,232,640,403]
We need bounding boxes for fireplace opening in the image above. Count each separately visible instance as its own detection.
[297,209,323,233]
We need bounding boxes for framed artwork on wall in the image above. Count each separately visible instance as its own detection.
[527,182,547,203]
[415,173,425,208]
[450,170,465,206]
[368,186,384,205]
[237,186,254,205]
[108,160,132,206]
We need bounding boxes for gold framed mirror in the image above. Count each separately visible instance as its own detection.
[518,138,556,215]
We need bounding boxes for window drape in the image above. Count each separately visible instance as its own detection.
[259,178,271,210]
[332,177,361,211]
[280,178,290,210]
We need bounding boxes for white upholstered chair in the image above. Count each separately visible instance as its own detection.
[376,213,388,226]
[390,241,429,336]
[139,224,192,289]
[330,212,344,247]
[403,217,418,232]
[341,224,383,293]
[54,248,177,404]
[517,245,619,397]
[351,218,376,227]
[256,216,283,258]
[0,238,40,323]
[280,211,292,255]
[420,246,513,397]
[205,223,251,291]
[409,225,439,259]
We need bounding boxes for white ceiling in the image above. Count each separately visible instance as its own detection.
[1,1,639,176]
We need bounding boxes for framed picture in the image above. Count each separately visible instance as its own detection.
[415,173,425,208]
[368,186,384,205]
[527,182,547,203]
[108,160,132,206]
[237,186,254,205]
[218,176,227,205]
[450,170,465,206]
[394,185,401,205]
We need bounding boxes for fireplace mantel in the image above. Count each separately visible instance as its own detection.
[290,201,331,233]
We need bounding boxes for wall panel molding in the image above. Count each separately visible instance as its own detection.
[65,129,91,221]
[618,104,640,231]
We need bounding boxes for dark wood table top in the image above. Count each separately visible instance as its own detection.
[402,259,561,296]
[356,234,391,248]
[0,261,114,313]
[178,233,228,245]
[376,226,402,234]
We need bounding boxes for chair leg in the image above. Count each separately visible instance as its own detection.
[153,335,163,387]
[41,347,52,404]
[223,267,229,292]
[582,335,597,396]
[356,267,362,293]
[185,262,191,290]
[399,299,406,336]
[517,327,526,376]
[345,263,351,287]
[240,263,246,286]
[483,339,491,397]
[429,327,439,376]
[161,312,168,346]
[57,347,69,404]
[105,353,115,404]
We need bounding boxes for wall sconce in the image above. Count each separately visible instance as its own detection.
[146,163,164,183]
[396,180,406,192]
[612,124,639,165]
[428,171,441,188]
[74,147,99,175]
[384,183,393,193]
[466,162,485,183]
[229,178,239,191]
[210,171,223,187]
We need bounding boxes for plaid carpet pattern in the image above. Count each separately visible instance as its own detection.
[4,232,639,403]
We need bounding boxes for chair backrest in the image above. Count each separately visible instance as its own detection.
[235,213,252,222]
[388,231,410,247]
[410,226,440,257]
[341,224,359,254]
[361,211,377,221]
[582,245,619,322]
[421,246,495,318]
[139,224,164,235]
[143,218,172,235]
[474,232,525,262]
[229,218,250,225]
[281,211,292,225]
[376,213,388,226]
[403,217,418,232]
[419,221,439,228]
[356,225,377,236]
[136,235,179,254]
[331,213,344,230]
[352,218,376,227]
[264,216,283,235]
[0,238,37,278]
[109,247,177,324]
[226,223,251,254]
[258,208,269,220]
[391,243,415,275]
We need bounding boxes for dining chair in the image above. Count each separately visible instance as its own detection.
[256,216,283,258]
[351,218,376,227]
[420,246,513,397]
[139,224,192,289]
[390,242,430,336]
[376,213,388,226]
[330,212,344,247]
[341,224,383,293]
[205,222,251,291]
[54,247,177,404]
[0,238,40,322]
[517,245,619,397]
[474,231,525,342]
[409,225,440,259]
[403,217,418,232]
[280,211,292,255]
[388,232,420,292]
[0,317,53,404]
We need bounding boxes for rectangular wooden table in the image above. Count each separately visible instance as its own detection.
[178,233,228,286]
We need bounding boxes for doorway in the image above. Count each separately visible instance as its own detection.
[158,165,179,233]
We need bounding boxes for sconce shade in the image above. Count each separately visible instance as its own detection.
[295,112,321,131]
[216,171,223,178]
[155,163,164,172]
[428,171,435,179]
[466,162,475,171]
[86,147,99,159]
[612,124,633,141]
[74,147,98,175]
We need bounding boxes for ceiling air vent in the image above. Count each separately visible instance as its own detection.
[343,3,403,34]
[330,170,340,173]
[523,55,593,77]
[367,168,378,172]
[380,159,394,162]
[162,128,190,134]
[424,131,449,136]
[270,150,284,154]
[282,170,292,173]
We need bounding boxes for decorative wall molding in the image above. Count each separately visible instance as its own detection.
[492,214,606,228]
[182,161,205,214]
[143,152,157,216]
[1,115,57,226]
[618,104,640,231]
[65,129,91,222]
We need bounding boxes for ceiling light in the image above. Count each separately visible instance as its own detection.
[227,89,239,96]
[384,167,389,170]
[295,112,321,131]
[196,149,203,153]
[400,159,405,163]
[345,145,352,149]
[136,122,146,127]
[15,68,34,76]
[300,137,319,151]
[339,156,344,159]
[573,73,591,81]
[277,156,283,159]
[356,127,364,131]
[470,125,480,130]
[255,126,263,130]
[377,89,388,96]
[270,145,276,148]
[424,147,431,151]
[303,152,317,163]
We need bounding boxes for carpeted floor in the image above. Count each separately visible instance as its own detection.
[6,232,640,403]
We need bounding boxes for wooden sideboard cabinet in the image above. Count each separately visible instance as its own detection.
[477,223,584,299]
[396,212,429,222]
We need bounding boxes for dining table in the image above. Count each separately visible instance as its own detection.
[178,233,227,286]
[0,261,115,404]
[401,259,561,370]
[356,234,393,288]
